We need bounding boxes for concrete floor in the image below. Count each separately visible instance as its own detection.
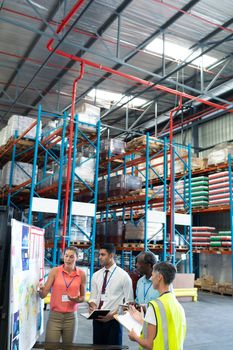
[39,292,233,349]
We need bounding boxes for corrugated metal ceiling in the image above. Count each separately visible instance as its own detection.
[0,0,233,135]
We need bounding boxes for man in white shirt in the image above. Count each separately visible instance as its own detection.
[89,243,134,345]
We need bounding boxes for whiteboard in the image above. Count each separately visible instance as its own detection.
[9,219,44,350]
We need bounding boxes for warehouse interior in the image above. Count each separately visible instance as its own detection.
[0,0,233,349]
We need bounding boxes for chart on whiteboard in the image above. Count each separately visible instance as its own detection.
[10,219,44,350]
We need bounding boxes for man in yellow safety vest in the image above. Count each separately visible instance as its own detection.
[128,262,186,350]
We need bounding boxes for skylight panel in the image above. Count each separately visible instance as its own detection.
[145,37,217,69]
[87,89,147,109]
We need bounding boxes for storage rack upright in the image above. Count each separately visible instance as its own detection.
[0,120,38,212]
[97,132,193,270]
[170,142,192,272]
[190,153,233,283]
[228,153,233,283]
[27,106,101,285]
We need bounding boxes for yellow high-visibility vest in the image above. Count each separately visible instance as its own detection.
[145,292,186,350]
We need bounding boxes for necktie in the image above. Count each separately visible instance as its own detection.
[98,270,109,309]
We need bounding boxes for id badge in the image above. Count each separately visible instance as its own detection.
[62,294,69,302]
[100,293,108,302]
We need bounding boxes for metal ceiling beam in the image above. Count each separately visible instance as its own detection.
[106,15,233,127]
[23,0,134,115]
[63,0,201,114]
[0,0,65,101]
[0,0,93,120]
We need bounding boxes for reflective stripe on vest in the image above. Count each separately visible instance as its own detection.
[149,293,186,350]
[156,299,168,350]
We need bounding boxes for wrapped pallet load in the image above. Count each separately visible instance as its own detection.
[109,174,142,197]
[125,220,163,242]
[6,114,42,141]
[76,102,100,132]
[1,161,37,187]
[100,138,126,159]
[207,142,233,166]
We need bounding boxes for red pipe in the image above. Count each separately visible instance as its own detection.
[56,0,86,34]
[46,0,232,255]
[169,97,183,257]
[153,0,233,35]
[61,61,85,252]
[47,40,231,113]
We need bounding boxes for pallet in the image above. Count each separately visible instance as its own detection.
[176,245,188,250]
[210,247,232,252]
[126,136,162,154]
[129,189,155,196]
[70,241,90,246]
[200,287,233,296]
[207,161,228,168]
[122,242,144,248]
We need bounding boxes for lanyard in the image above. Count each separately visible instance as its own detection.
[62,271,76,290]
[104,266,117,291]
[144,281,152,300]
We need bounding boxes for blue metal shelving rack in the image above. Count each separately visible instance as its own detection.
[27,106,101,286]
[97,133,168,266]
[67,116,101,283]
[170,142,192,272]
[227,153,233,284]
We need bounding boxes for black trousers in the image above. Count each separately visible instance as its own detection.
[93,319,123,345]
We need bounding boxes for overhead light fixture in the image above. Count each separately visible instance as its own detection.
[28,0,48,11]
[56,90,72,97]
[87,89,147,109]
[145,37,217,69]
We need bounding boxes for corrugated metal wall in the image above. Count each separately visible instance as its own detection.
[198,113,233,157]
[173,113,233,157]
[173,128,192,145]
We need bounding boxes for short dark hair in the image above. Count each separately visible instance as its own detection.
[65,246,79,258]
[136,251,157,267]
[153,262,176,285]
[100,243,116,254]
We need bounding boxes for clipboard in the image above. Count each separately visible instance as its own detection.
[114,312,143,336]
[81,309,110,319]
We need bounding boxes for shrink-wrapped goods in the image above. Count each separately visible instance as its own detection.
[76,103,100,132]
[106,220,124,244]
[0,126,7,147]
[109,175,142,197]
[125,220,163,242]
[207,143,233,166]
[6,115,42,141]
[70,216,92,242]
[1,161,37,187]
[96,222,105,244]
[100,138,126,158]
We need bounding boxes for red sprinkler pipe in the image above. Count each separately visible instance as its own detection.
[61,62,85,252]
[47,39,231,113]
[169,97,183,258]
[46,0,231,113]
[46,0,232,253]
[56,0,86,35]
